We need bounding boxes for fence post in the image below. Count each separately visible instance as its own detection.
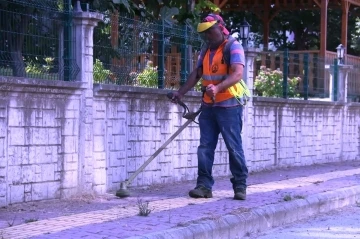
[303,53,309,100]
[333,58,338,101]
[329,60,353,102]
[63,0,72,81]
[157,20,165,89]
[180,25,188,86]
[283,48,289,98]
[72,10,103,195]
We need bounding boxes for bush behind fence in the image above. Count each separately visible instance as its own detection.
[93,11,203,89]
[0,0,79,81]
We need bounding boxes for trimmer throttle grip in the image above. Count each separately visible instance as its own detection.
[167,91,189,115]
[166,92,174,100]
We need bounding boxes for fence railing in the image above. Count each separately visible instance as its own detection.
[253,50,360,101]
[0,0,79,81]
[1,2,359,101]
[253,50,328,99]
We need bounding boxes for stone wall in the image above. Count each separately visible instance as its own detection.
[0,77,85,206]
[1,10,359,207]
[0,77,359,206]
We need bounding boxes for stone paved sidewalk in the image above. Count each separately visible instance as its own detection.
[1,161,360,239]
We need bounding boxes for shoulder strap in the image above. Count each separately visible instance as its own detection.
[200,42,209,59]
[222,35,236,66]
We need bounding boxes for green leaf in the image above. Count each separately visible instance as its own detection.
[112,0,130,11]
[159,6,179,21]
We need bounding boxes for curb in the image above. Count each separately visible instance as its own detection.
[127,185,360,239]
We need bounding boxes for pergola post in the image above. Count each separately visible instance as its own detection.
[263,3,270,50]
[341,0,350,52]
[320,0,329,57]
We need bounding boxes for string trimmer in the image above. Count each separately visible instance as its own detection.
[115,92,202,198]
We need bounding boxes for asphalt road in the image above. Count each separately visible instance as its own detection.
[249,204,360,239]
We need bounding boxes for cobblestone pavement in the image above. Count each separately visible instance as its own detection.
[0,161,359,239]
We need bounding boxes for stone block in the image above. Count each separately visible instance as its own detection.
[60,187,77,199]
[94,158,106,169]
[94,135,105,152]
[31,128,47,145]
[42,109,56,127]
[54,171,61,181]
[0,183,6,197]
[24,192,32,202]
[41,164,55,181]
[10,184,24,204]
[7,166,21,185]
[48,128,60,145]
[63,161,78,172]
[93,168,106,185]
[62,170,78,188]
[62,119,77,136]
[9,127,25,146]
[93,120,105,136]
[0,120,6,138]
[22,165,36,183]
[93,184,106,194]
[64,109,76,119]
[31,183,48,200]
[8,108,23,127]
[109,166,126,183]
[63,136,77,154]
[47,181,61,199]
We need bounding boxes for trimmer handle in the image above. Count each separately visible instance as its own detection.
[167,92,190,117]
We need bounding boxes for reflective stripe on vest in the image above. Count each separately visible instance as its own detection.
[202,40,234,104]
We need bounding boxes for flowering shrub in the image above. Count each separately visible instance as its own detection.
[93,59,111,83]
[137,61,158,87]
[254,66,301,98]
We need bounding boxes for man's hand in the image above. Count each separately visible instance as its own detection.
[206,84,219,98]
[170,91,183,104]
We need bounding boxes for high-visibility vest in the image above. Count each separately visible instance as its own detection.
[201,39,240,104]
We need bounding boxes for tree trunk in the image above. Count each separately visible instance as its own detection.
[10,51,26,77]
[7,10,30,77]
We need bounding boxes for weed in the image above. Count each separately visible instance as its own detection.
[24,218,38,223]
[294,195,305,199]
[137,198,152,216]
[7,215,16,227]
[283,194,292,201]
[177,221,189,227]
[313,180,324,185]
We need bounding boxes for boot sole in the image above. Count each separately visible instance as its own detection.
[189,191,213,198]
[233,194,246,200]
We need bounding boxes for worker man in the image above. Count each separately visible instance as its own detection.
[170,13,249,200]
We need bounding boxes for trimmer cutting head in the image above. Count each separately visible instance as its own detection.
[115,182,131,198]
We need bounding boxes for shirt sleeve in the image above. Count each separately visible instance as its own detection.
[230,41,245,66]
[196,49,206,68]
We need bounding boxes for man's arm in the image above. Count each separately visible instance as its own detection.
[206,63,243,97]
[178,67,202,96]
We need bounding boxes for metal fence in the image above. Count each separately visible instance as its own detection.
[0,0,79,81]
[253,50,342,100]
[1,2,359,101]
[93,11,202,89]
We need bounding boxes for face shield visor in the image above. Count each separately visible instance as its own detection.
[197,20,217,44]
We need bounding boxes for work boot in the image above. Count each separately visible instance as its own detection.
[234,188,246,200]
[189,185,213,198]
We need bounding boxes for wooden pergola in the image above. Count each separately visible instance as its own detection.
[210,0,360,57]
